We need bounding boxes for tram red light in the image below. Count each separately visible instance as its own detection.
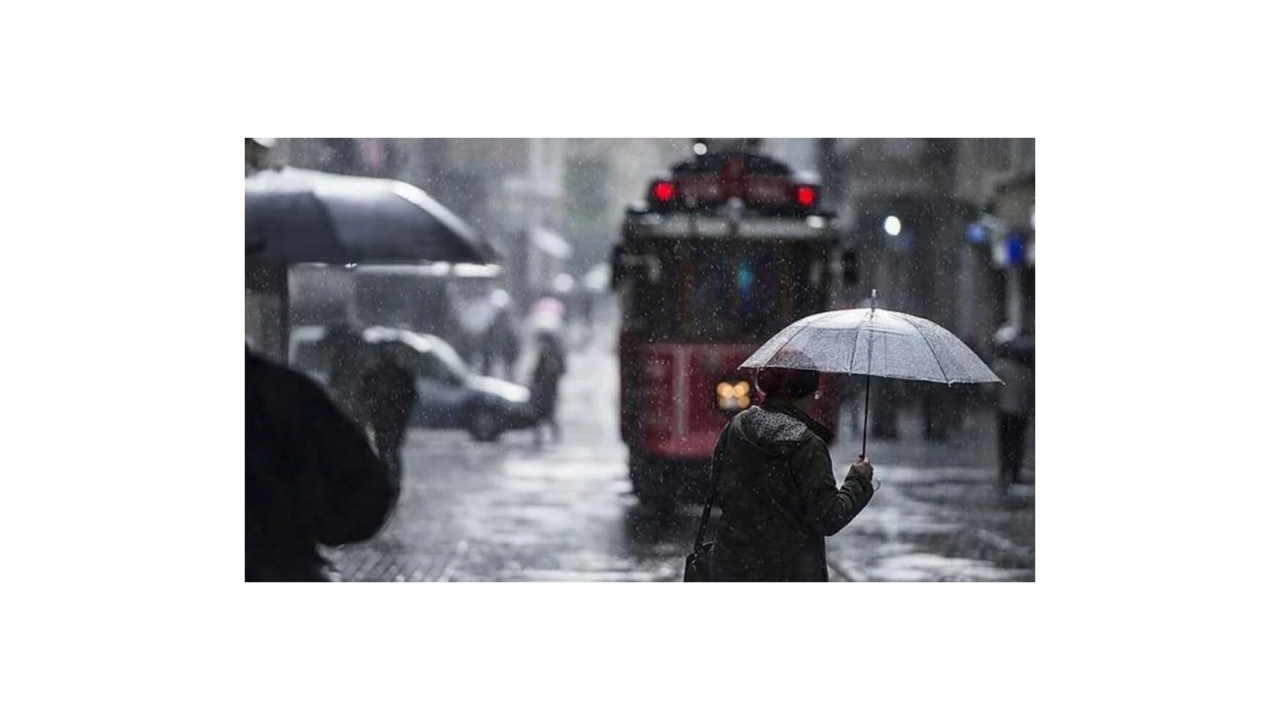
[795,185,817,208]
[651,181,677,203]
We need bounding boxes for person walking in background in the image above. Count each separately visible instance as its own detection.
[529,330,566,444]
[359,355,416,481]
[992,326,1035,493]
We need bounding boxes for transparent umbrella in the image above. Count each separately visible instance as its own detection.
[741,290,1001,457]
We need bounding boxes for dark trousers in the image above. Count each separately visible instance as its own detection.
[998,412,1030,483]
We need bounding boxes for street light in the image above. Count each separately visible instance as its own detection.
[883,215,902,237]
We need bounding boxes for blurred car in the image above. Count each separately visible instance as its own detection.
[361,326,536,442]
[288,324,537,441]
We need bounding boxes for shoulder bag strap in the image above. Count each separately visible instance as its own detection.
[691,429,727,552]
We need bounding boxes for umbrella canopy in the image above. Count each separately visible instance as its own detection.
[741,307,1000,385]
[245,167,499,265]
[740,298,1001,463]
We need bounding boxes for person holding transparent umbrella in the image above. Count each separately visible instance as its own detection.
[690,291,1002,582]
[705,351,876,582]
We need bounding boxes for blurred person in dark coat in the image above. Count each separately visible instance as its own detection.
[359,349,419,482]
[529,330,566,443]
[992,326,1034,491]
[246,347,398,581]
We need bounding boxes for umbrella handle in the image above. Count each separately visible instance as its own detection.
[858,377,880,494]
[861,373,871,459]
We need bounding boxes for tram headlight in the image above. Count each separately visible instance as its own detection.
[716,381,752,411]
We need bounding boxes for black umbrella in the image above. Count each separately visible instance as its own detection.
[245,167,499,265]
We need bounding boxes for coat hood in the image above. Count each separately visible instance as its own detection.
[732,401,833,457]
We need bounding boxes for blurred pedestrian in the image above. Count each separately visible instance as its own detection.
[992,327,1034,491]
[359,349,419,482]
[529,330,566,446]
[320,320,366,423]
[482,308,521,380]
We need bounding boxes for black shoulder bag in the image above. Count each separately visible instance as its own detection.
[680,438,721,584]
